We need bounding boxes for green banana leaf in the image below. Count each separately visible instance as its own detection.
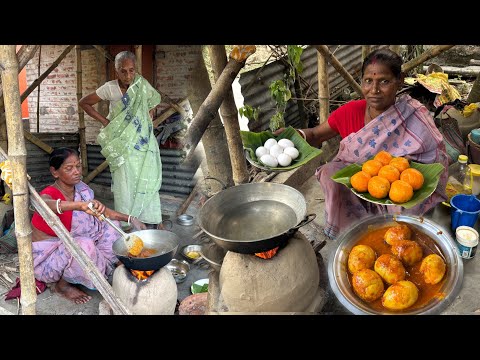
[331,161,445,209]
[240,126,322,172]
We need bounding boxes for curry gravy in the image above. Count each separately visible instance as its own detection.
[348,222,447,312]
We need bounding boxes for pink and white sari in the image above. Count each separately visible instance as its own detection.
[32,182,120,289]
[316,95,448,240]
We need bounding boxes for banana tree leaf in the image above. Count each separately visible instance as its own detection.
[240,126,322,172]
[331,161,445,209]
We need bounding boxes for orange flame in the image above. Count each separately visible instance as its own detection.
[130,270,155,281]
[255,246,279,259]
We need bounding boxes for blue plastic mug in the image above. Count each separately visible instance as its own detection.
[450,194,480,231]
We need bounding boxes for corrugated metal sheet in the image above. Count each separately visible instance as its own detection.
[239,45,386,132]
[26,133,79,191]
[87,145,198,198]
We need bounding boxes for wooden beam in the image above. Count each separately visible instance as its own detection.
[135,45,142,74]
[314,45,363,97]
[0,45,37,315]
[402,45,455,74]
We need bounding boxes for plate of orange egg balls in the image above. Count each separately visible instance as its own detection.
[328,215,463,315]
[331,150,445,208]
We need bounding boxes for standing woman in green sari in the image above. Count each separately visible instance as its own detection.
[79,51,163,229]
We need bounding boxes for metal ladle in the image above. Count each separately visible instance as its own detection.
[87,202,144,256]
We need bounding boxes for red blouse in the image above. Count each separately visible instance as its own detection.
[31,186,73,236]
[328,99,367,138]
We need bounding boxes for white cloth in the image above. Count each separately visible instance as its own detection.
[96,80,124,113]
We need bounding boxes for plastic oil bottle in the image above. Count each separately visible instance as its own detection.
[446,154,472,201]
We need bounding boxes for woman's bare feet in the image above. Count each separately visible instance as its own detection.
[52,278,92,304]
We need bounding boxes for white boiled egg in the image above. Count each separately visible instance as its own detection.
[255,146,268,158]
[278,138,295,149]
[260,154,278,167]
[269,144,284,159]
[277,153,292,167]
[283,146,299,160]
[263,138,278,150]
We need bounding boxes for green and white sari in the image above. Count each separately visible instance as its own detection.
[97,75,162,224]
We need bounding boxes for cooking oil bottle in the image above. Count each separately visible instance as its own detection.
[446,154,472,201]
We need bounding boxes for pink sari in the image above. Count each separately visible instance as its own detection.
[316,95,448,240]
[32,182,120,289]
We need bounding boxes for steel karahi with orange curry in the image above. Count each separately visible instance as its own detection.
[347,221,447,312]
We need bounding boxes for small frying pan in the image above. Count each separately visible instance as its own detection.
[112,229,179,271]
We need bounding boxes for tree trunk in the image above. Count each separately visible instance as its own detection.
[76,46,88,176]
[0,45,37,315]
[402,45,455,74]
[186,46,233,191]
[314,45,363,97]
[467,73,480,104]
[317,51,329,124]
[182,46,255,164]
[208,45,249,185]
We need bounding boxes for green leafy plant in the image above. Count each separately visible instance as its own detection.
[192,283,209,294]
[239,104,259,123]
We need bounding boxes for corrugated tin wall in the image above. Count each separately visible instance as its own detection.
[239,45,385,132]
[26,133,80,191]
[87,145,197,198]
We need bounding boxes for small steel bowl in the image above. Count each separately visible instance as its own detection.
[166,259,190,283]
[182,244,203,263]
[177,214,195,226]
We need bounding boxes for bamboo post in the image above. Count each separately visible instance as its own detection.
[402,45,455,74]
[76,46,88,176]
[208,45,249,185]
[317,51,330,124]
[135,45,142,74]
[182,45,256,164]
[36,45,41,132]
[0,45,37,315]
[362,45,371,61]
[314,45,363,97]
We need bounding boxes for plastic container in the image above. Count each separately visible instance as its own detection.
[446,154,471,200]
[450,194,480,231]
[455,226,479,259]
[467,164,480,196]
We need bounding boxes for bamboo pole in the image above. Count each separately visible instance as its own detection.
[0,45,37,315]
[402,45,455,74]
[362,45,371,61]
[36,45,41,133]
[208,45,249,185]
[317,51,330,124]
[76,46,88,176]
[135,45,142,74]
[93,45,114,62]
[314,45,363,97]
[182,45,256,164]
[83,161,109,184]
